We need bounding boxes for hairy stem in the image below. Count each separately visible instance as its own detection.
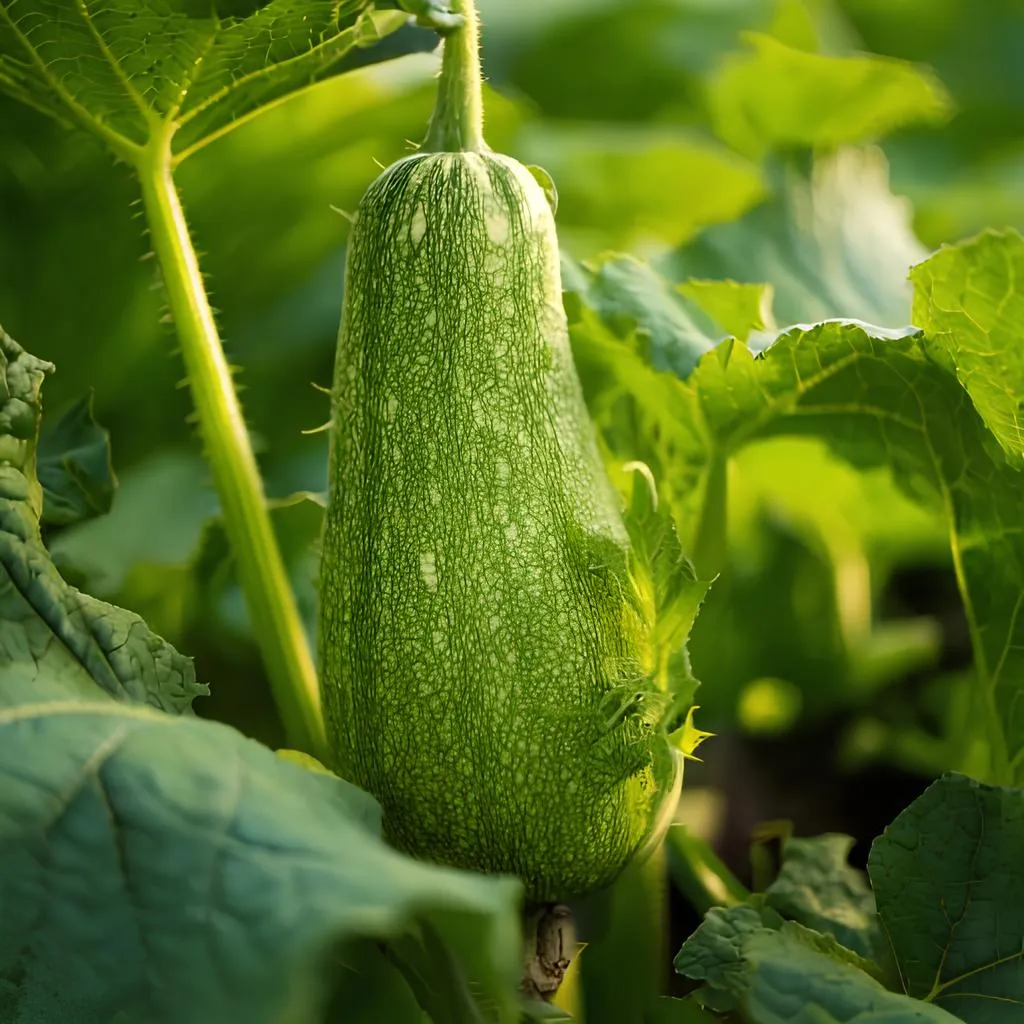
[422,0,486,152]
[136,127,326,759]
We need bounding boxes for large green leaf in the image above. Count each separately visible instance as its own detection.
[675,902,884,1014]
[911,230,1024,469]
[0,701,523,1024]
[571,234,1024,780]
[675,901,960,1024]
[0,0,409,162]
[0,327,205,714]
[743,933,963,1024]
[708,33,952,158]
[669,149,926,329]
[868,773,1024,1023]
[0,328,523,1024]
[518,122,765,252]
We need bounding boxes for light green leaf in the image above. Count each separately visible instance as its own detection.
[519,122,765,252]
[678,279,776,342]
[37,394,116,528]
[572,246,1024,781]
[708,33,952,158]
[0,328,205,714]
[0,701,522,1024]
[764,835,882,961]
[0,0,410,163]
[670,148,926,330]
[912,229,1024,469]
[744,933,963,1024]
[690,436,945,724]
[868,773,1024,1023]
[566,254,724,380]
[616,462,712,706]
[50,451,217,599]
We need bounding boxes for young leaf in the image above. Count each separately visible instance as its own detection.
[763,835,882,962]
[869,773,1024,1022]
[618,460,712,710]
[0,702,522,1024]
[677,280,776,344]
[37,393,116,528]
[0,0,409,163]
[0,327,205,714]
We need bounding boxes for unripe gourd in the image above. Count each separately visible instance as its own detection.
[318,1,683,902]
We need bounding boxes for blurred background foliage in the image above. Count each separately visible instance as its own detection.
[2,0,1021,867]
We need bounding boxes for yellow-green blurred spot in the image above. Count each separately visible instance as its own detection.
[276,748,336,776]
[737,677,802,735]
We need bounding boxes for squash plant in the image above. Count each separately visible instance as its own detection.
[2,2,1024,1023]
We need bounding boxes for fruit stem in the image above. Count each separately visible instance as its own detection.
[422,0,486,153]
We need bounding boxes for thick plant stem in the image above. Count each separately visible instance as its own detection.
[137,128,326,759]
[422,0,485,152]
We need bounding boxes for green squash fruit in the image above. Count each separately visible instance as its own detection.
[318,6,682,903]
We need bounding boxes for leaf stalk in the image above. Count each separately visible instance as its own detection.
[136,126,326,759]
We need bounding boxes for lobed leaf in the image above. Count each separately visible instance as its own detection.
[0,326,204,714]
[0,701,522,1024]
[869,773,1024,1023]
[0,0,410,162]
[571,231,1024,782]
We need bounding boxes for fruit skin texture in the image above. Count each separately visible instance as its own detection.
[319,149,677,902]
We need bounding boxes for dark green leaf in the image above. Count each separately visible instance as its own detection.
[567,254,724,380]
[0,702,522,1024]
[868,773,1024,1022]
[764,835,882,961]
[0,327,205,714]
[37,394,115,528]
[674,903,785,1012]
[743,931,963,1024]
[675,903,879,1014]
[322,940,430,1024]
